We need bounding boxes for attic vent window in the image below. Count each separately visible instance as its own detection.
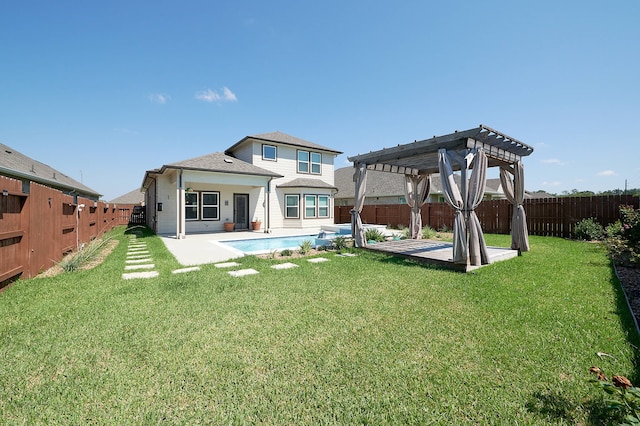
[224,158,233,164]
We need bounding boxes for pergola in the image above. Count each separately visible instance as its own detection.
[347,124,534,267]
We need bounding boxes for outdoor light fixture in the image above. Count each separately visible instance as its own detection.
[2,189,8,196]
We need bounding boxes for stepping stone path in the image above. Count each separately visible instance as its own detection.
[122,234,159,280]
[271,262,298,270]
[172,267,200,274]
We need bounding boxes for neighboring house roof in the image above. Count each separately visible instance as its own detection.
[525,190,555,199]
[276,177,337,190]
[0,142,101,199]
[226,131,343,155]
[334,166,503,200]
[110,188,145,205]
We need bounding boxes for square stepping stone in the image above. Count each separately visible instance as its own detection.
[128,247,148,252]
[215,262,241,268]
[127,253,150,259]
[129,244,147,249]
[126,258,153,264]
[122,271,159,280]
[125,264,155,270]
[335,253,357,257]
[271,262,298,270]
[228,269,259,277]
[307,257,329,263]
[172,267,201,274]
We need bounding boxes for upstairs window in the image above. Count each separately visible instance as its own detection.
[298,150,321,174]
[263,144,277,161]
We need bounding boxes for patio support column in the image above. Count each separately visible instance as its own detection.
[351,164,367,247]
[176,169,186,239]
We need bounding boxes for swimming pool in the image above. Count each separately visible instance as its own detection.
[219,234,320,254]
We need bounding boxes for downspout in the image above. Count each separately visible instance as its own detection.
[177,169,185,239]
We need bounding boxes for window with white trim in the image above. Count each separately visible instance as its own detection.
[297,150,322,175]
[263,144,276,161]
[201,192,220,220]
[185,192,199,220]
[285,194,300,218]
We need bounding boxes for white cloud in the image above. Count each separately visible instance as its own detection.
[597,170,616,176]
[195,87,237,103]
[541,158,565,166]
[542,181,563,187]
[149,93,170,104]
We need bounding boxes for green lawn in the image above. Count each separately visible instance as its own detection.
[1,227,638,424]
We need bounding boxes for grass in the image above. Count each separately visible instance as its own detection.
[0,227,638,424]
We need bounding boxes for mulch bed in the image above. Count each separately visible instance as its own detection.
[616,265,640,330]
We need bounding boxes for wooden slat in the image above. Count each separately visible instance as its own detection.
[0,230,24,241]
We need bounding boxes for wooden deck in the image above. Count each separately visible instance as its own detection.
[363,239,519,272]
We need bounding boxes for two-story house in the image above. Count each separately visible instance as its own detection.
[142,132,342,237]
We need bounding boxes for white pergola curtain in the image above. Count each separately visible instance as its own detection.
[404,174,432,239]
[351,164,368,247]
[466,150,489,265]
[438,148,490,265]
[500,161,530,252]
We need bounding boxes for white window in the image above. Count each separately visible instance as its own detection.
[185,192,198,220]
[285,194,299,218]
[263,144,276,161]
[297,151,309,173]
[303,194,330,218]
[310,152,322,174]
[318,195,329,218]
[201,192,220,220]
[305,195,316,218]
[297,150,322,174]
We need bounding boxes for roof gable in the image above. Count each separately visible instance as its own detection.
[0,143,101,198]
[226,131,342,155]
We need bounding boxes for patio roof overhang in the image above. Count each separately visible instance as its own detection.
[348,124,534,175]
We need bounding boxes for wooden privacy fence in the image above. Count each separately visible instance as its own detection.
[0,175,144,287]
[335,195,639,238]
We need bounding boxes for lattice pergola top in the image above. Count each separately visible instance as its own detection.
[348,124,534,176]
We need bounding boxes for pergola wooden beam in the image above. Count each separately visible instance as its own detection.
[348,124,533,174]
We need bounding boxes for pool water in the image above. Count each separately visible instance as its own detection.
[220,234,319,254]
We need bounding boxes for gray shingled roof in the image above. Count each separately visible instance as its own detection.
[334,166,503,199]
[109,188,145,205]
[276,178,337,190]
[226,131,343,155]
[0,142,101,198]
[163,152,283,177]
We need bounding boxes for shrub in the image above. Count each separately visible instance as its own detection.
[280,249,293,257]
[332,236,349,251]
[422,225,436,239]
[365,228,385,243]
[58,237,112,272]
[605,205,640,267]
[574,217,604,241]
[298,240,313,255]
[589,366,640,423]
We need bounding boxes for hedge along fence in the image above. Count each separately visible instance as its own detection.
[335,195,640,239]
[0,175,140,287]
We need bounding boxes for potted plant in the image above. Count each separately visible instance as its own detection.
[251,217,262,231]
[223,219,234,232]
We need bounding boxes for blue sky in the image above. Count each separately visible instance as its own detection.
[1,1,638,201]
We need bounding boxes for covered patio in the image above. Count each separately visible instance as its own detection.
[348,124,534,272]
